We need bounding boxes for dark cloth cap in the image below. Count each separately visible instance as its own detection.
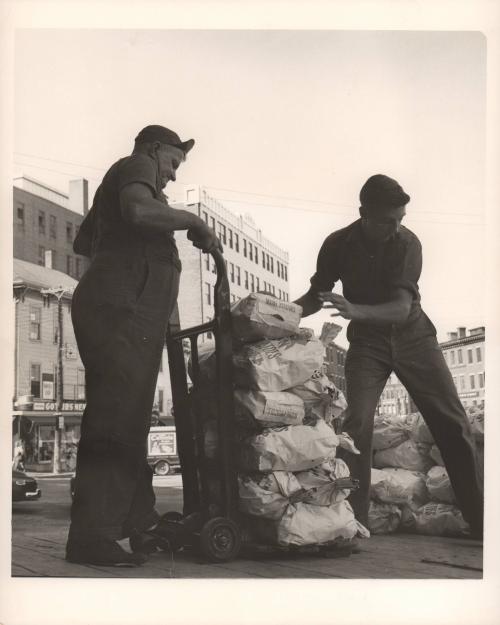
[135,125,195,154]
[360,174,410,210]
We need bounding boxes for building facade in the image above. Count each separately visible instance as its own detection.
[377,326,485,416]
[14,176,90,279]
[440,326,485,409]
[13,259,85,472]
[320,322,347,392]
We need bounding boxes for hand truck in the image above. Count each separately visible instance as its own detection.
[137,249,359,563]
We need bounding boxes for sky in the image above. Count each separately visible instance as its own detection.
[13,29,487,344]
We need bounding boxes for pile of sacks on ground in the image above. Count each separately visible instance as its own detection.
[369,406,484,537]
[193,292,369,547]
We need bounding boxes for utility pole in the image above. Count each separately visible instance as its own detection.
[41,285,73,474]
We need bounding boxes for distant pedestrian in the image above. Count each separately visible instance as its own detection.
[295,174,483,540]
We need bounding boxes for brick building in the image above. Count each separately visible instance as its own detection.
[14,176,90,279]
[377,326,485,416]
[13,259,85,472]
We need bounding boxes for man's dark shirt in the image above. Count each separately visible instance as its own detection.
[75,153,181,269]
[310,218,424,328]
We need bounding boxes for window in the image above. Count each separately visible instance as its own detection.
[210,217,216,231]
[16,203,25,230]
[470,374,475,390]
[284,265,288,281]
[249,244,253,261]
[443,351,447,362]
[278,289,282,299]
[49,215,57,239]
[262,251,265,268]
[243,239,247,258]
[230,262,235,283]
[478,373,485,388]
[228,228,233,249]
[266,254,270,271]
[270,257,274,273]
[76,369,86,400]
[66,222,73,243]
[205,282,211,305]
[452,376,457,388]
[212,261,216,274]
[284,292,288,301]
[30,364,41,398]
[476,347,482,362]
[460,375,465,390]
[75,258,82,280]
[457,349,463,364]
[38,211,46,235]
[450,351,455,365]
[66,255,73,276]
[29,307,41,341]
[254,246,259,264]
[205,255,210,270]
[234,233,239,253]
[250,274,255,292]
[277,262,281,278]
[244,271,249,289]
[467,349,473,364]
[218,223,227,245]
[272,284,275,295]
[38,245,46,266]
[158,389,164,413]
[203,211,208,224]
[236,266,241,286]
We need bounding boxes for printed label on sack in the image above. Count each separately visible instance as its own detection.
[263,399,302,420]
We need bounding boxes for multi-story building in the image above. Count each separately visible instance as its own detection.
[170,186,290,335]
[377,326,485,416]
[440,326,485,409]
[13,259,85,472]
[320,322,347,392]
[13,176,90,279]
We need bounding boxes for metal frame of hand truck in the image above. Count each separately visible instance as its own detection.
[160,248,243,562]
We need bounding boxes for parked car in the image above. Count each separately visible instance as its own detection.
[12,469,41,502]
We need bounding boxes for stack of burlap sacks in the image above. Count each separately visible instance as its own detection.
[369,407,484,537]
[195,293,369,547]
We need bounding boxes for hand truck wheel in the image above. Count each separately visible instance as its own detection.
[199,517,242,562]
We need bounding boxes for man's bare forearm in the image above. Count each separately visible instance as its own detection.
[124,196,205,234]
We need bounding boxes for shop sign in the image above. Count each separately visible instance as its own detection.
[32,401,86,412]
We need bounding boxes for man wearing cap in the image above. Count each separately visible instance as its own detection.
[66,125,221,566]
[295,174,483,540]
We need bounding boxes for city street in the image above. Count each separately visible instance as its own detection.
[12,475,483,579]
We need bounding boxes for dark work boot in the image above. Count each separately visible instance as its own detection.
[66,537,148,567]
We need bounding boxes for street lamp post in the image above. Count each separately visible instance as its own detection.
[41,285,73,474]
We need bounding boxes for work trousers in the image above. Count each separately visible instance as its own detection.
[68,250,180,542]
[340,313,483,534]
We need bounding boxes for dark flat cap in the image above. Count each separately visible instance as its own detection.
[135,125,195,153]
[360,174,410,210]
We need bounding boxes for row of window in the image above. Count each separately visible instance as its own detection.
[16,203,80,244]
[452,372,485,391]
[204,256,289,300]
[28,305,71,343]
[28,363,85,400]
[444,345,483,366]
[202,211,288,280]
[204,281,289,307]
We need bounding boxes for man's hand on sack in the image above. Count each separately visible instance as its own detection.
[318,292,357,319]
[187,223,223,254]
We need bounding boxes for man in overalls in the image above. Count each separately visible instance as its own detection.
[66,125,221,566]
[295,174,483,541]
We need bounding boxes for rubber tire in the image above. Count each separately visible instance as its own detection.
[199,517,242,563]
[154,460,171,476]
